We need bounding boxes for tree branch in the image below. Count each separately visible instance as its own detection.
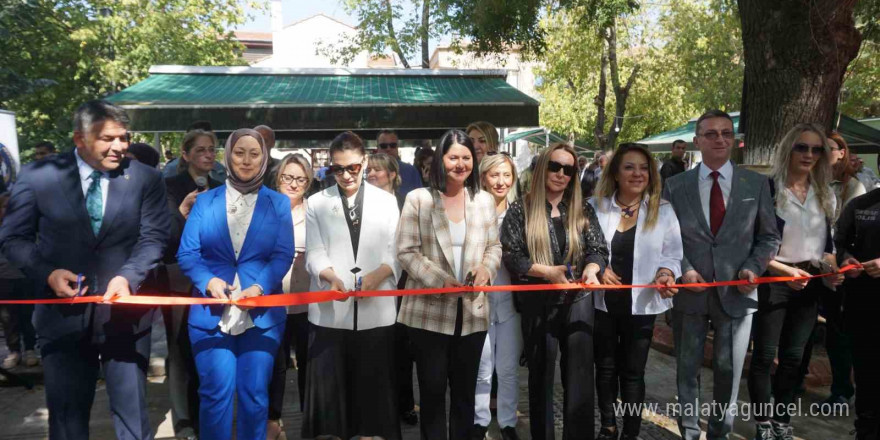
[421,0,429,68]
[383,0,410,68]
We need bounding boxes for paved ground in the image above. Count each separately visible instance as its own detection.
[0,311,855,439]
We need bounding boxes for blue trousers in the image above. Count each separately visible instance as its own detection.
[189,324,282,440]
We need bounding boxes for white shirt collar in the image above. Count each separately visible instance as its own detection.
[698,161,733,181]
[225,181,258,202]
[74,149,105,181]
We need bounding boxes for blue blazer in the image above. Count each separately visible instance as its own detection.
[0,152,170,341]
[178,185,294,330]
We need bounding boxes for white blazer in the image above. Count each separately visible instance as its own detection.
[305,183,401,330]
[589,195,683,315]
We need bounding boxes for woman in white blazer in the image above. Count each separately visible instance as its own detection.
[589,143,683,440]
[302,132,402,440]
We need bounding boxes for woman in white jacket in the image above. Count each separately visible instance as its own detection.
[303,131,402,440]
[473,153,522,440]
[589,143,683,440]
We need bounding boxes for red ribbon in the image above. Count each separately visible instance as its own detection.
[0,264,861,307]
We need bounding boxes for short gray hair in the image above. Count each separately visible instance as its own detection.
[73,100,130,135]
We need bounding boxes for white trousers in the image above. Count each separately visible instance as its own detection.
[474,314,522,428]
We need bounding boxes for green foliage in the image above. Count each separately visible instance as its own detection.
[0,0,258,160]
[840,40,880,118]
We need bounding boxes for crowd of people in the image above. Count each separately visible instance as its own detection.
[0,100,878,440]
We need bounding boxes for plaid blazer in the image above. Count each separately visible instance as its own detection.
[396,188,502,336]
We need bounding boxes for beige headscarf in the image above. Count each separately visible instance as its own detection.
[224,128,269,194]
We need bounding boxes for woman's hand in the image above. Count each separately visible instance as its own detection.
[862,258,880,278]
[470,265,491,287]
[542,265,570,285]
[602,266,622,286]
[361,267,390,293]
[841,257,864,278]
[443,277,465,298]
[206,277,230,300]
[681,270,707,292]
[826,261,845,287]
[179,188,204,219]
[785,267,811,291]
[580,263,601,285]
[236,285,263,309]
[654,270,678,298]
[327,276,349,301]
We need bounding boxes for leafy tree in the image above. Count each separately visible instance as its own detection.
[0,0,258,160]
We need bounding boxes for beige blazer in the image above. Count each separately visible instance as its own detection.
[396,188,502,336]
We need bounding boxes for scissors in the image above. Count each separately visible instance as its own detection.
[75,273,84,297]
[464,271,476,287]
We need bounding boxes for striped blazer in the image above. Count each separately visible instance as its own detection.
[396,188,502,336]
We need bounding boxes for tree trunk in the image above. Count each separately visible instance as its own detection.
[605,22,639,150]
[383,0,410,68]
[738,0,862,166]
[593,37,609,151]
[421,0,430,68]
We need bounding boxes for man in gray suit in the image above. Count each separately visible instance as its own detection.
[662,109,780,440]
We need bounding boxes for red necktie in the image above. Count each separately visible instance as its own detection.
[709,171,725,235]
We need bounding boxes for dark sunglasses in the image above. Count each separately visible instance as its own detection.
[792,143,825,155]
[486,151,511,157]
[547,160,577,177]
[328,163,363,176]
[378,142,398,150]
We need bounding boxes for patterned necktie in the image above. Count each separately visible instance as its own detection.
[709,171,725,235]
[86,170,103,235]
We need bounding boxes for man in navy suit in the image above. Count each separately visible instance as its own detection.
[0,100,170,440]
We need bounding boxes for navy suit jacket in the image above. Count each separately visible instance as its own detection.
[177,185,294,330]
[0,152,170,341]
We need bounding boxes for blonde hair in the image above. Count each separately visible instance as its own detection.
[479,153,519,204]
[275,153,313,195]
[466,121,499,155]
[770,123,834,220]
[524,143,586,267]
[367,153,402,192]
[594,143,662,230]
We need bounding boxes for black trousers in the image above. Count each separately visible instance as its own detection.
[749,280,822,423]
[0,277,36,353]
[395,321,416,413]
[408,305,486,440]
[268,313,309,419]
[594,309,656,436]
[847,276,880,439]
[822,287,855,398]
[160,302,199,434]
[521,297,595,440]
[41,314,154,440]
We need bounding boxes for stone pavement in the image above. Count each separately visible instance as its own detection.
[0,312,855,440]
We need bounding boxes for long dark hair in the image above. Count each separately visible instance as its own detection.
[429,129,480,198]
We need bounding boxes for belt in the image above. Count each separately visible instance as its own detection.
[788,261,819,275]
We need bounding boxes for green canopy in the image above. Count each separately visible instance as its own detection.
[107,66,540,139]
[638,112,880,152]
[503,127,590,151]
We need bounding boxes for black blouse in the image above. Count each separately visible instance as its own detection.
[607,226,636,315]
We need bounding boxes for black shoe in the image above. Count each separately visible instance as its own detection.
[620,435,640,440]
[471,424,488,440]
[854,416,880,440]
[401,409,418,426]
[597,425,619,440]
[771,421,794,440]
[754,422,774,440]
[500,426,520,440]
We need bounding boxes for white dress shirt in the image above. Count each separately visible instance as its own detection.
[697,161,733,227]
[74,149,108,216]
[219,184,258,335]
[775,185,835,264]
[590,195,683,315]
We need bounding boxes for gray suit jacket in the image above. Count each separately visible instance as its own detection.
[662,163,780,318]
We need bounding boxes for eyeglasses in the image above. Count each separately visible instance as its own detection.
[378,142,398,150]
[547,160,577,177]
[279,174,309,185]
[486,151,511,157]
[792,143,825,155]
[328,163,363,176]
[698,131,735,141]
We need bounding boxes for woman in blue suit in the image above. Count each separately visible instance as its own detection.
[178,128,294,440]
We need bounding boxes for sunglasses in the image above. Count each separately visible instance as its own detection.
[547,160,577,177]
[378,142,398,150]
[486,151,511,157]
[792,143,825,155]
[327,163,363,176]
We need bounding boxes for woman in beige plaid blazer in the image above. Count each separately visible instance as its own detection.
[396,130,502,440]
